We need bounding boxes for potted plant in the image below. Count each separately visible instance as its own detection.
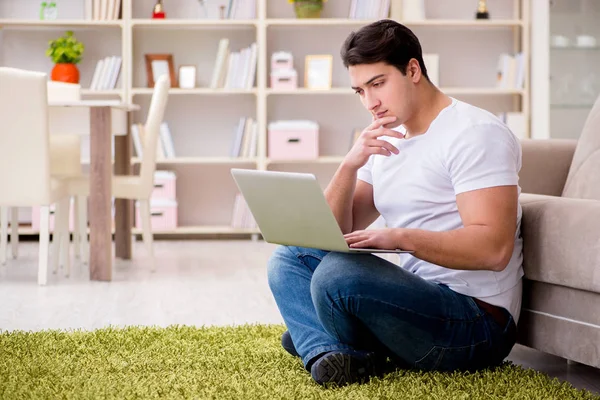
[288,0,327,18]
[46,30,84,84]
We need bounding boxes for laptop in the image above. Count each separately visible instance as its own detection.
[230,168,413,254]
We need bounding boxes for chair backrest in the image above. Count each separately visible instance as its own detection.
[562,93,600,200]
[0,67,52,206]
[46,81,82,176]
[139,74,170,197]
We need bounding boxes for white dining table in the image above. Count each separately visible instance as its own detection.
[48,100,140,282]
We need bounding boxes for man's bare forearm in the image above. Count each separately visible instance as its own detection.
[324,163,357,234]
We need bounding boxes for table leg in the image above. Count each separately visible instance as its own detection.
[89,107,113,281]
[114,112,133,260]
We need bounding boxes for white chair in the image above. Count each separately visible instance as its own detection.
[65,74,170,272]
[0,67,71,285]
[3,81,87,270]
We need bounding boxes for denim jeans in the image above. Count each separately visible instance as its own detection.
[267,245,517,371]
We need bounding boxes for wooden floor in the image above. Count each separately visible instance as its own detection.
[0,240,598,394]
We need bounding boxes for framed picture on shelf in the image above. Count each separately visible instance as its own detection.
[178,65,197,89]
[145,54,176,88]
[304,55,333,90]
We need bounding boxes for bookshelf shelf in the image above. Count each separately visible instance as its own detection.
[265,19,523,27]
[0,19,123,29]
[81,89,123,96]
[131,88,258,96]
[131,19,257,28]
[1,0,530,238]
[131,157,258,165]
[266,157,345,165]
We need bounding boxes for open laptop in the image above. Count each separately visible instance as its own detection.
[230,168,412,254]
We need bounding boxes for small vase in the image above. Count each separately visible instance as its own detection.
[294,2,323,18]
[51,63,80,84]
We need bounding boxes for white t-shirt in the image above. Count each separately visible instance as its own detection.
[357,97,524,323]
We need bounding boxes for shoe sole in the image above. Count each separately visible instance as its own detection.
[312,352,373,386]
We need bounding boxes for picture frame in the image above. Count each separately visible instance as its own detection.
[178,65,197,89]
[145,54,176,88]
[304,55,333,90]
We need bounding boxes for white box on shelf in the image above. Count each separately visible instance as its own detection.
[152,170,177,201]
[270,69,298,90]
[135,199,178,231]
[271,51,294,71]
[268,120,319,160]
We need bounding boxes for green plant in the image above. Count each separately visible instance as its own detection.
[46,30,84,64]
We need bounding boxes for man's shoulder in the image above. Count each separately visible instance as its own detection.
[449,99,506,131]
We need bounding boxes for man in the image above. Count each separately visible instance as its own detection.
[267,19,523,387]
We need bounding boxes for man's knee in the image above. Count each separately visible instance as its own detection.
[267,245,294,290]
[311,252,368,299]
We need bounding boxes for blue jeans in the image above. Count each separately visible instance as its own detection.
[267,246,517,371]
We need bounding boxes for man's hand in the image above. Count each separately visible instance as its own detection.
[342,116,404,171]
[344,228,408,250]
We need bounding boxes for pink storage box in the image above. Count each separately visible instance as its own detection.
[152,171,176,200]
[268,120,319,160]
[135,199,178,231]
[271,51,293,70]
[32,203,75,232]
[270,69,297,90]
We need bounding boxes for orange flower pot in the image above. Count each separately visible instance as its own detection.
[51,63,80,84]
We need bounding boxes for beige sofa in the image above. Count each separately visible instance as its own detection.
[517,95,600,368]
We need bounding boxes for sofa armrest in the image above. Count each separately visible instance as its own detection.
[520,139,577,196]
[520,193,600,293]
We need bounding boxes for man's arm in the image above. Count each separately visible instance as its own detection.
[324,115,402,234]
[324,164,380,234]
[345,185,518,271]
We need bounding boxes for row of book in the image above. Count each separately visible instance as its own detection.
[131,122,177,159]
[210,39,258,89]
[230,117,259,158]
[225,0,256,19]
[496,52,525,89]
[89,56,122,90]
[85,0,121,21]
[349,0,390,19]
[231,193,257,229]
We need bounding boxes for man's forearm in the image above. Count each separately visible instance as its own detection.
[324,163,358,234]
[396,226,514,272]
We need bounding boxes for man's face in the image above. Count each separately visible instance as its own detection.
[349,61,415,129]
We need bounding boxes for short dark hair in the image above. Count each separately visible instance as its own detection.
[341,19,429,81]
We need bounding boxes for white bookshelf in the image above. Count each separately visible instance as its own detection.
[0,0,530,237]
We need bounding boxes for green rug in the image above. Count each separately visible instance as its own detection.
[0,324,597,399]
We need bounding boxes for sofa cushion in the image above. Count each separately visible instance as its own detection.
[562,94,600,200]
[519,193,600,293]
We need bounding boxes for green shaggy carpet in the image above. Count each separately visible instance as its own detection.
[0,324,598,399]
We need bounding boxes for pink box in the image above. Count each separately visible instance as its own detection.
[135,200,178,231]
[268,121,319,160]
[271,51,293,70]
[270,69,297,90]
[32,203,75,232]
[152,171,176,200]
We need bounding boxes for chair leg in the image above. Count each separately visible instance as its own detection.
[77,195,88,265]
[38,206,50,286]
[0,206,7,265]
[52,202,63,274]
[73,197,80,260]
[139,199,155,272]
[57,198,71,277]
[11,207,19,259]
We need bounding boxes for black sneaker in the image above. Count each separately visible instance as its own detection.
[281,330,300,358]
[310,349,381,386]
